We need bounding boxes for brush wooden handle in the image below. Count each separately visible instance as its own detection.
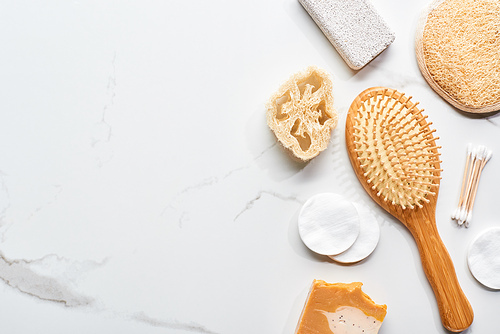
[346,87,473,331]
[408,215,474,332]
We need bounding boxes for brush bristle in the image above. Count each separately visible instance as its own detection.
[352,89,441,209]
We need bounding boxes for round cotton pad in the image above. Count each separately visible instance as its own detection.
[329,202,380,263]
[298,193,360,256]
[467,227,500,290]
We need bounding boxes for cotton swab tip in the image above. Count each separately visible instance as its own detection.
[485,149,493,163]
[478,146,487,160]
[472,146,479,158]
[459,208,468,222]
[466,212,472,226]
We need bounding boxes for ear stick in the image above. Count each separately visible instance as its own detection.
[452,144,492,227]
[466,150,492,225]
[452,144,472,221]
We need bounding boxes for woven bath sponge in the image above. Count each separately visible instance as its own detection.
[419,0,500,111]
[266,66,338,161]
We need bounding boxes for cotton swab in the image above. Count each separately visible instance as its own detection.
[452,143,472,221]
[463,148,492,227]
[452,144,492,227]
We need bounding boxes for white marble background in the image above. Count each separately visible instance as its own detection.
[0,0,499,333]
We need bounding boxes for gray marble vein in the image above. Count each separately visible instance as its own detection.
[0,172,11,227]
[170,143,277,202]
[233,190,303,222]
[130,312,219,334]
[253,142,277,160]
[26,184,63,222]
[162,142,279,226]
[91,52,117,168]
[92,53,116,148]
[0,173,13,243]
[162,176,220,227]
[0,252,97,307]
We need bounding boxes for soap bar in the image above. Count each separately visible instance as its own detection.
[295,280,387,334]
[299,0,395,70]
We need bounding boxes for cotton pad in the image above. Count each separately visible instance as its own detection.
[298,193,360,256]
[467,227,500,290]
[329,202,380,263]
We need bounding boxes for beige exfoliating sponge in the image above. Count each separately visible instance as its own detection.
[266,66,338,161]
[416,0,500,113]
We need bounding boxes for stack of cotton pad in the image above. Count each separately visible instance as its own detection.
[298,193,380,263]
[299,0,395,70]
[467,227,500,290]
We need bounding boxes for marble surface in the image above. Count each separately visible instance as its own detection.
[0,0,499,333]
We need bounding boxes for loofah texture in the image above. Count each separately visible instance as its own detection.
[350,88,441,209]
[416,0,500,112]
[266,66,338,161]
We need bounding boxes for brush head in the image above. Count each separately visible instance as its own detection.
[346,88,474,332]
[346,87,442,213]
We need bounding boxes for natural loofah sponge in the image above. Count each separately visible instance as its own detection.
[266,66,338,161]
[416,0,500,113]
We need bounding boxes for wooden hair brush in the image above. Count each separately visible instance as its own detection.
[345,87,473,332]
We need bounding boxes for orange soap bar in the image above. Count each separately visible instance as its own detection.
[295,280,387,334]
